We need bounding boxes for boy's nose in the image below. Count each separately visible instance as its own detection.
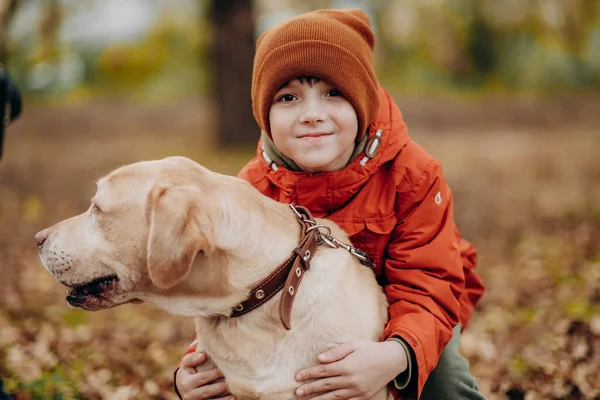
[299,100,325,124]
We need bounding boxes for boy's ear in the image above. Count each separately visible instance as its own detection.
[145,185,214,289]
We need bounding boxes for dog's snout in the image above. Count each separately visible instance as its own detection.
[35,229,49,247]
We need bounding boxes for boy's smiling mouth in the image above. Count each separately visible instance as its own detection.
[298,132,332,141]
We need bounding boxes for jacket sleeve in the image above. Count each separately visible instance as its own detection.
[382,159,465,398]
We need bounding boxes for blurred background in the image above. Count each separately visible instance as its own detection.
[0,0,599,399]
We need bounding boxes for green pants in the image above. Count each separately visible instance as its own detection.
[420,324,486,400]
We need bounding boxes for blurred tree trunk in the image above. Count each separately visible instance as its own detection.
[210,0,256,148]
[0,0,20,64]
[37,0,62,61]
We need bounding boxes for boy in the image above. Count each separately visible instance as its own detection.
[175,8,485,400]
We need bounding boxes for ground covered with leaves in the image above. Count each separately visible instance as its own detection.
[1,98,599,399]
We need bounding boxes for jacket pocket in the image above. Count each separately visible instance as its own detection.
[347,215,397,275]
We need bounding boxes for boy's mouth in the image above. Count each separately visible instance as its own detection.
[298,132,331,140]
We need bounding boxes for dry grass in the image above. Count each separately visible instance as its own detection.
[1,99,599,399]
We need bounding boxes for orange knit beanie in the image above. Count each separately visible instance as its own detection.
[251,8,380,140]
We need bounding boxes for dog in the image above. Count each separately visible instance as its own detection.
[36,156,391,400]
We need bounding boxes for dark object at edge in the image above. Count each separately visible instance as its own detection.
[0,66,23,160]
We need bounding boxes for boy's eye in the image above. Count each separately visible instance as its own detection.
[326,89,343,97]
[278,94,297,102]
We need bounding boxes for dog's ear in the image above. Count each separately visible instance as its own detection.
[146,185,214,289]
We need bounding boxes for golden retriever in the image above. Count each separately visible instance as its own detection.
[36,156,391,400]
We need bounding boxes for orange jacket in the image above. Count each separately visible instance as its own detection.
[176,88,484,398]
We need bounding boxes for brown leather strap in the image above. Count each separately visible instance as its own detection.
[279,231,318,329]
[230,206,319,330]
[229,253,295,318]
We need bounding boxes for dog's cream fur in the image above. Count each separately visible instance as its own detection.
[37,156,391,400]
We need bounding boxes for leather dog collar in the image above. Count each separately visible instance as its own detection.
[229,205,319,330]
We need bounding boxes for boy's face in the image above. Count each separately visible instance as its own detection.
[269,78,358,173]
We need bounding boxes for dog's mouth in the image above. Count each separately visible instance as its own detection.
[65,275,122,310]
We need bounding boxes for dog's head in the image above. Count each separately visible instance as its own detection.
[36,156,241,315]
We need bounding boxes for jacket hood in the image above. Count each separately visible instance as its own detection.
[254,87,410,216]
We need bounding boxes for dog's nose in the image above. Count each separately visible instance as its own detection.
[35,229,48,247]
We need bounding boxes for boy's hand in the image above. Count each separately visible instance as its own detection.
[295,340,407,399]
[175,352,234,400]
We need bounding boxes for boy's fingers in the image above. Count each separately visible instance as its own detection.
[186,378,229,399]
[296,362,343,382]
[185,367,225,388]
[181,352,207,369]
[318,342,355,363]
